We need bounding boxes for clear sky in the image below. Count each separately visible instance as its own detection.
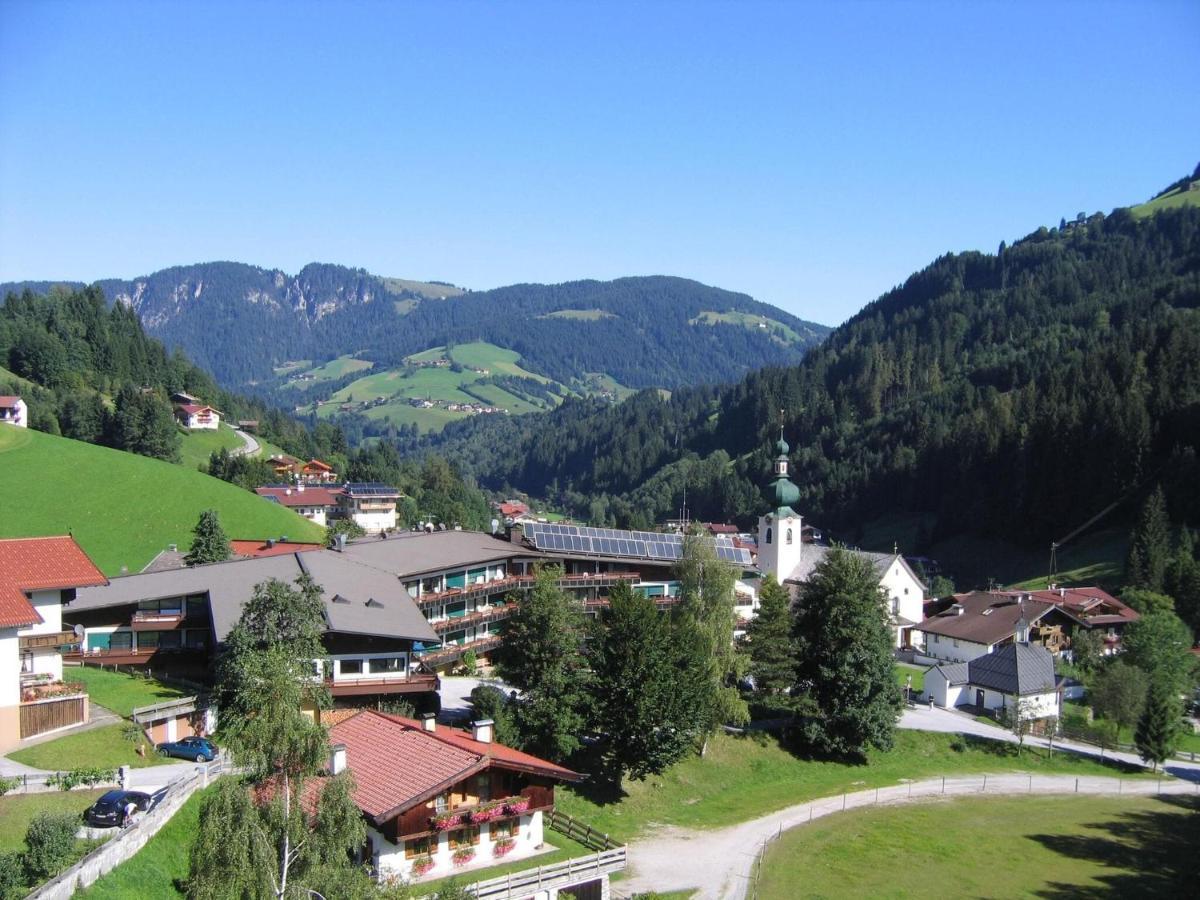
[1,0,1197,326]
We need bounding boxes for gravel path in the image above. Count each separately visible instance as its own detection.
[618,772,1200,899]
[231,428,260,457]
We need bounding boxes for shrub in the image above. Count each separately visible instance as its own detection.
[0,776,19,796]
[45,767,117,791]
[0,851,25,899]
[23,811,79,879]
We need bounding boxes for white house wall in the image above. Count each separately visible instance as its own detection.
[879,562,924,647]
[922,632,992,663]
[22,589,64,681]
[375,810,544,882]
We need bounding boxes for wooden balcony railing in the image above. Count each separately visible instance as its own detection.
[417,572,642,608]
[18,630,79,652]
[431,602,517,634]
[324,673,439,697]
[131,610,186,631]
[64,646,206,666]
[418,635,504,667]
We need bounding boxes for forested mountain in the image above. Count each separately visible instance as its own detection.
[413,200,1200,554]
[0,267,829,392]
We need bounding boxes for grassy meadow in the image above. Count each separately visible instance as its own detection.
[756,794,1200,899]
[0,426,324,574]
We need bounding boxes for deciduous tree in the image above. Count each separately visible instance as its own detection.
[1089,660,1149,736]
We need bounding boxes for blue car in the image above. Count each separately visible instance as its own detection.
[156,735,219,762]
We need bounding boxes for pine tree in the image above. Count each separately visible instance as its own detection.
[1126,486,1171,591]
[496,565,587,761]
[184,509,232,566]
[793,547,902,757]
[587,582,706,783]
[1134,681,1178,772]
[745,575,796,703]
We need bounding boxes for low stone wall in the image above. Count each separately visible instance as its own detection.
[29,764,218,899]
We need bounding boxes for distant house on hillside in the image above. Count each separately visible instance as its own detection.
[255,484,343,528]
[267,455,339,484]
[174,403,220,430]
[0,396,27,428]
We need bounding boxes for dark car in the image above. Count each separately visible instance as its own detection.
[156,735,219,762]
[85,790,152,827]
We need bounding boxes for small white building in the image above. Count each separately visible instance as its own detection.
[338,482,401,533]
[926,641,1061,722]
[255,484,343,528]
[0,396,27,428]
[174,403,220,430]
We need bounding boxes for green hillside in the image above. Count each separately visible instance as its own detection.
[1130,178,1200,218]
[178,423,246,470]
[0,426,324,575]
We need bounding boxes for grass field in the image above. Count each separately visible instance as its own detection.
[538,308,616,322]
[0,789,107,852]
[1131,182,1200,219]
[283,354,373,390]
[177,423,244,470]
[68,666,188,718]
[0,427,323,574]
[757,794,1200,899]
[78,785,214,899]
[380,277,464,299]
[448,341,551,382]
[690,309,802,343]
[895,662,927,694]
[556,730,1147,843]
[9,723,173,770]
[271,360,311,376]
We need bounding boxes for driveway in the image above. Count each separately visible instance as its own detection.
[438,675,515,722]
[231,429,260,457]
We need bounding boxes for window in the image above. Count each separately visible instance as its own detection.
[183,629,208,649]
[405,836,431,860]
[137,632,159,650]
[368,657,403,674]
[786,528,793,545]
[158,631,181,649]
[109,631,133,650]
[434,793,448,813]
[449,826,480,849]
[473,774,492,802]
[340,659,363,676]
[491,818,515,840]
[765,527,772,545]
[186,595,207,617]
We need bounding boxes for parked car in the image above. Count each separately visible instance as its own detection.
[156,735,219,762]
[84,790,152,827]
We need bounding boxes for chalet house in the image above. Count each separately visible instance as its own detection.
[268,455,339,484]
[174,403,220,430]
[926,641,1062,722]
[326,710,582,882]
[63,552,440,708]
[338,482,402,533]
[918,588,1138,663]
[0,396,28,428]
[0,536,107,751]
[255,484,344,528]
[755,435,925,648]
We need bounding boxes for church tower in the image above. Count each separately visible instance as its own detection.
[757,431,803,581]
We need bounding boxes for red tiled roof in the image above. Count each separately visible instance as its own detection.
[255,486,343,507]
[229,540,324,558]
[497,501,529,517]
[0,396,21,407]
[0,536,107,628]
[302,459,334,472]
[176,404,215,415]
[329,710,581,823]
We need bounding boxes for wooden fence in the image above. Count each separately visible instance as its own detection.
[19,694,87,739]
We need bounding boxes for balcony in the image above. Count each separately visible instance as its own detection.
[431,602,517,634]
[396,785,556,841]
[18,630,79,652]
[131,610,186,631]
[417,572,643,608]
[324,672,440,697]
[418,635,504,668]
[64,645,206,666]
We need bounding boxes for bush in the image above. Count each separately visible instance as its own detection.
[0,775,19,796]
[45,766,117,790]
[23,811,79,879]
[0,851,25,899]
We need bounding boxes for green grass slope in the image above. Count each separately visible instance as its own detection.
[177,423,245,470]
[0,427,324,574]
[1130,178,1200,218]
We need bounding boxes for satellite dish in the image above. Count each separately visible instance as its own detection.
[490,518,500,535]
[73,623,85,639]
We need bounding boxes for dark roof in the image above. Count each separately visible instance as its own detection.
[68,551,436,644]
[785,546,926,593]
[965,643,1057,696]
[336,530,529,578]
[916,592,1052,645]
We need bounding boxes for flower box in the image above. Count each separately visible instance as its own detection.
[411,855,435,877]
[504,797,530,815]
[452,847,475,867]
[431,812,464,831]
[468,801,504,823]
[492,837,515,858]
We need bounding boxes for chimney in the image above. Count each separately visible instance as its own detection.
[472,719,494,744]
[421,712,437,732]
[330,743,347,775]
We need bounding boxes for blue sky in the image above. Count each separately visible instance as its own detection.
[1,0,1197,325]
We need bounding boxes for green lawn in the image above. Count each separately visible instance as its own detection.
[284,354,373,390]
[1131,182,1200,219]
[894,662,926,694]
[448,341,551,382]
[68,666,188,718]
[539,308,616,322]
[77,786,214,899]
[9,723,174,770]
[177,423,244,471]
[0,789,107,852]
[690,310,803,343]
[0,426,324,574]
[757,794,1200,899]
[556,730,1148,843]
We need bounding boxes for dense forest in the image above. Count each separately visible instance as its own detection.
[413,202,1200,552]
[0,268,830,392]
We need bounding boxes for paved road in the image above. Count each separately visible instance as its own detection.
[230,428,260,458]
[438,675,515,721]
[618,772,1200,899]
